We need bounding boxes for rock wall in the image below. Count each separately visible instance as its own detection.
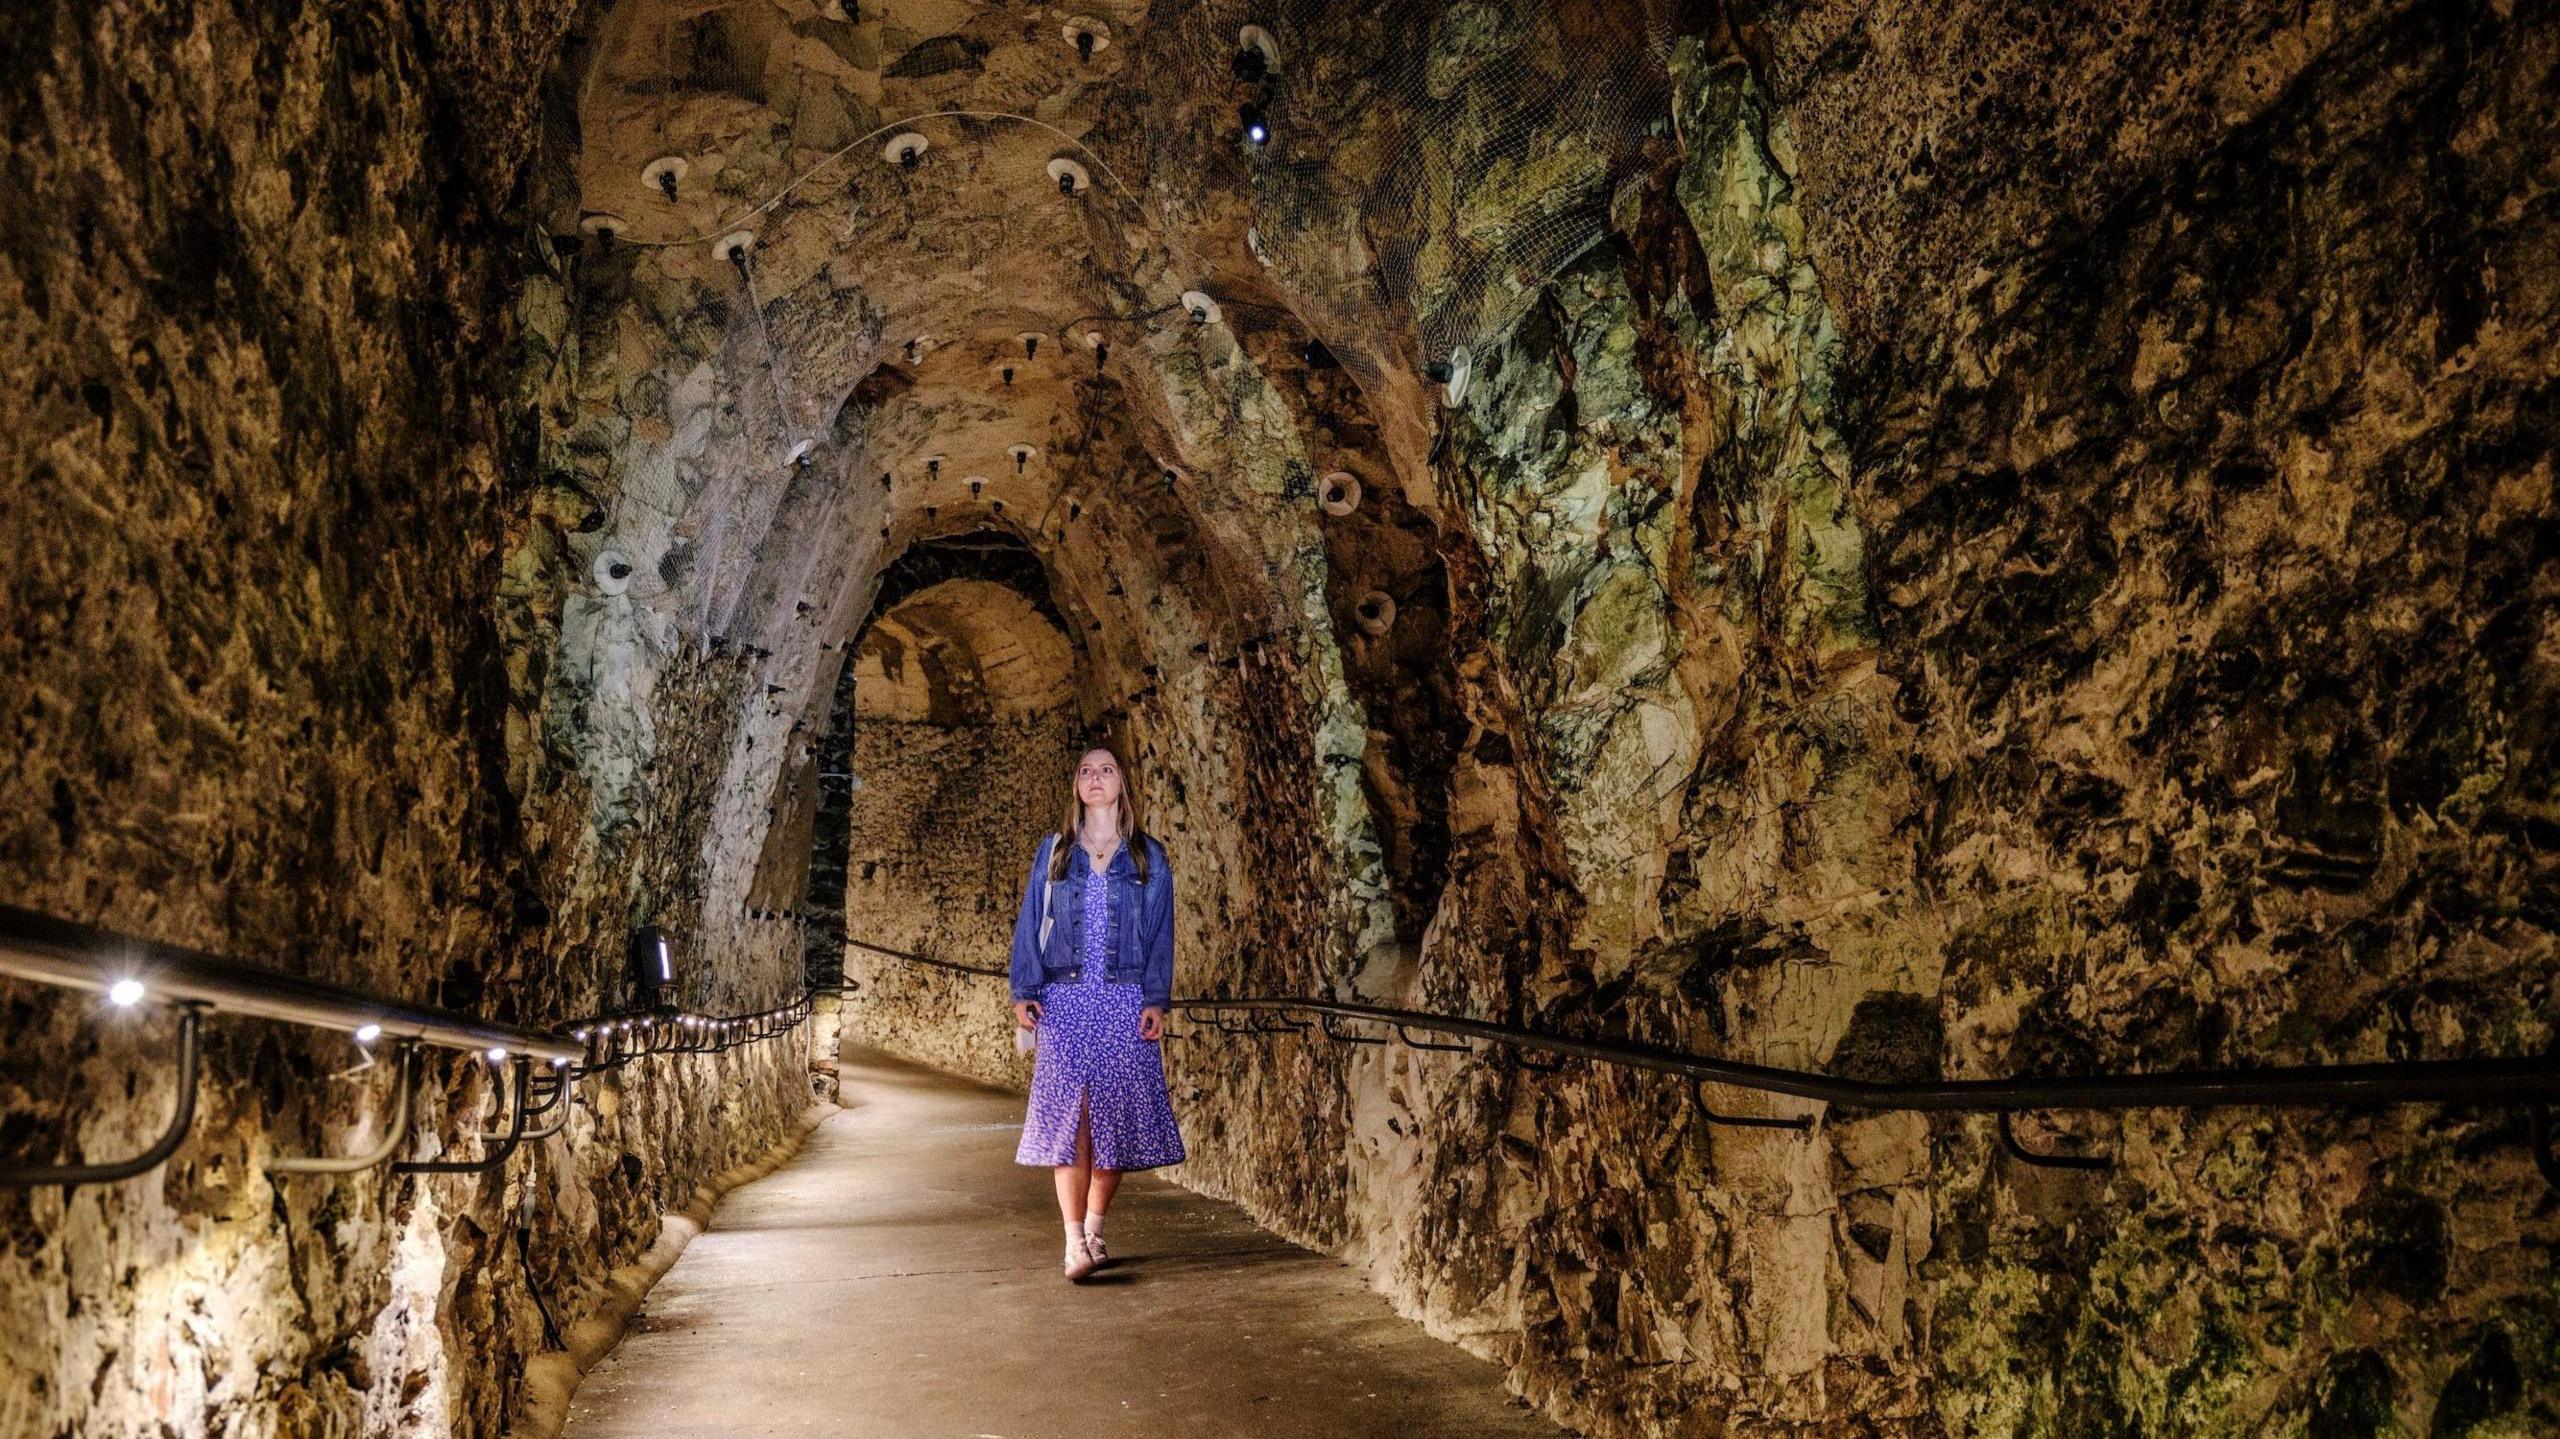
[836,716,1071,1087]
[829,3,2559,1437]
[0,2,812,1434]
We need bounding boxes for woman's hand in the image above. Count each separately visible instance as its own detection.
[1014,1000,1041,1031]
[1138,1006,1166,1042]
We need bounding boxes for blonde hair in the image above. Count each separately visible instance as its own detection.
[1051,745,1151,883]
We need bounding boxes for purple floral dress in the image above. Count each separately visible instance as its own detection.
[1014,844,1186,1171]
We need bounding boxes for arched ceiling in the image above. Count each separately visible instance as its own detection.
[852,577,1078,723]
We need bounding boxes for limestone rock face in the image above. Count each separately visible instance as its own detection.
[1,2,809,1435]
[816,4,2556,1436]
[5,0,2555,1435]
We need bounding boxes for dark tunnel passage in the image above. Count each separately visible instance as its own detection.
[3,0,2558,1435]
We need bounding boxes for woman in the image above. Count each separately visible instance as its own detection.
[1009,745,1186,1281]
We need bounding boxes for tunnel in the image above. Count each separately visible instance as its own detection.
[3,0,2557,1435]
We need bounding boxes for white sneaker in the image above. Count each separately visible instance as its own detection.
[1085,1233,1109,1268]
[1063,1234,1098,1281]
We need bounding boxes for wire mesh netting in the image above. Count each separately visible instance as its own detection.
[1138,0,1673,397]
[565,0,1674,646]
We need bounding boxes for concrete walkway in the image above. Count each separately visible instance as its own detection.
[560,1043,1565,1439]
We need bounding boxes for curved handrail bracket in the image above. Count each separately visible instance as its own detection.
[272,1043,420,1177]
[493,1069,576,1144]
[1395,1024,1474,1054]
[0,1005,204,1190]
[397,1058,533,1177]
[1318,1015,1388,1046]
[1997,1111,2113,1172]
[1690,1078,1815,1133]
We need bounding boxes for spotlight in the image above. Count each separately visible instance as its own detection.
[632,925,677,1000]
[486,1046,509,1063]
[551,1057,571,1069]
[1061,16,1111,59]
[356,1023,384,1044]
[882,132,930,172]
[1240,104,1270,145]
[106,978,145,1008]
[642,156,689,204]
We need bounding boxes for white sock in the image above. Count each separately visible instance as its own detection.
[1065,1221,1084,1247]
[1082,1212,1105,1241]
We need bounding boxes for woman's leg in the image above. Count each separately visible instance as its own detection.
[1050,1091,1093,1223]
[1085,1166,1121,1217]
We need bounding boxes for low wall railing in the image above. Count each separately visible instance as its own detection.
[0,904,811,1190]
[839,936,2560,1180]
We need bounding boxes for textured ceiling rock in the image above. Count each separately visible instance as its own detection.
[5,0,2555,1435]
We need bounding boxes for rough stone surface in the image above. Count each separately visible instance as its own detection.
[1,2,809,1435]
[7,0,2556,1436]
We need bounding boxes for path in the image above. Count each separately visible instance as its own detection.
[560,1043,1566,1438]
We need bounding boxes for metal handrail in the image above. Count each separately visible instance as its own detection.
[0,906,819,1189]
[1197,995,2560,1117]
[839,934,2560,1128]
[845,937,1005,979]
[0,904,583,1064]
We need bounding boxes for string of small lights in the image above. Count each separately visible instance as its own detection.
[0,904,816,1189]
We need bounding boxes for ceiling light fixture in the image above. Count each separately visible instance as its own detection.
[1063,17,1110,60]
[641,155,689,203]
[1233,25,1280,83]
[883,132,930,171]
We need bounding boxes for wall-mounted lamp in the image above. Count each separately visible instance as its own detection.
[631,925,677,1001]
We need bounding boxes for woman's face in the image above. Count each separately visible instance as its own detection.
[1075,749,1124,811]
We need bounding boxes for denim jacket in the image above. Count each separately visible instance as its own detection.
[1007,831,1174,1010]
